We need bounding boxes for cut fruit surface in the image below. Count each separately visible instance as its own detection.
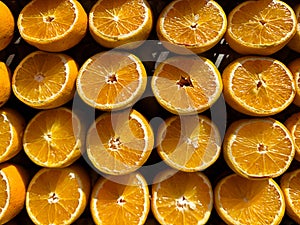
[77,51,147,111]
[12,51,78,109]
[151,55,222,115]
[214,173,285,225]
[89,0,153,49]
[90,172,150,225]
[288,58,300,107]
[223,117,295,179]
[156,114,221,172]
[285,112,300,162]
[26,165,90,225]
[222,56,295,116]
[86,109,154,175]
[225,0,297,55]
[287,4,300,53]
[151,169,213,225]
[156,0,227,54]
[17,0,87,52]
[23,107,83,168]
[0,108,26,163]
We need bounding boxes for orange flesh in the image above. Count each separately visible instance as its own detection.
[230,59,294,111]
[13,53,67,102]
[162,0,225,46]
[229,0,295,45]
[217,175,283,224]
[20,0,76,40]
[92,0,147,37]
[79,53,141,105]
[229,120,293,176]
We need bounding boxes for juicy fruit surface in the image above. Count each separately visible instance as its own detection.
[2,0,300,224]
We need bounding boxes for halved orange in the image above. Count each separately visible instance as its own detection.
[223,117,295,179]
[23,107,83,168]
[151,169,213,225]
[222,56,295,116]
[12,51,78,109]
[26,165,90,225]
[151,55,223,115]
[86,109,154,175]
[285,112,300,162]
[287,4,300,53]
[0,108,26,163]
[225,0,297,55]
[156,114,221,172]
[89,0,153,49]
[0,163,28,224]
[280,168,300,224]
[156,0,227,54]
[0,1,14,51]
[288,58,300,107]
[214,173,285,225]
[17,0,87,52]
[0,62,11,108]
[77,50,147,111]
[90,172,150,225]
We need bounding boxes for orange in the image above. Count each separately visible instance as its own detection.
[12,51,78,109]
[280,168,300,224]
[86,109,154,175]
[287,4,300,53]
[223,117,295,179]
[0,108,26,163]
[156,0,227,54]
[17,0,87,52]
[225,0,297,55]
[0,163,29,224]
[23,107,83,168]
[151,169,213,225]
[288,58,300,107]
[222,56,295,116]
[26,165,90,225]
[77,50,147,111]
[156,114,221,172]
[285,112,300,162]
[214,173,285,225]
[90,172,150,225]
[151,55,222,115]
[0,62,11,107]
[0,1,14,51]
[89,0,153,49]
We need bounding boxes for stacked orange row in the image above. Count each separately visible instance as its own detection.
[1,0,300,224]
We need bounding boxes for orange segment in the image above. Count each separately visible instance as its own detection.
[77,51,147,111]
[225,0,297,55]
[23,107,83,168]
[0,108,26,163]
[223,118,295,179]
[222,56,295,116]
[214,173,285,225]
[156,0,227,54]
[90,172,150,225]
[89,0,153,49]
[17,0,87,52]
[0,163,28,224]
[280,169,300,224]
[86,109,154,175]
[0,1,14,51]
[151,169,213,225]
[156,115,221,172]
[151,55,222,115]
[287,4,300,53]
[12,51,78,109]
[0,62,11,108]
[26,165,90,225]
[285,112,300,162]
[288,58,300,107]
